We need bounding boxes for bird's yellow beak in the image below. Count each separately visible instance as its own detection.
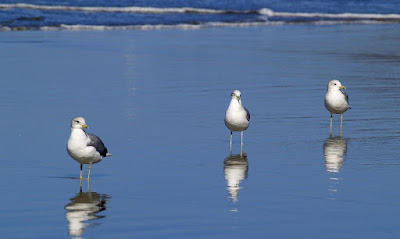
[83,124,89,129]
[237,95,241,100]
[339,85,346,90]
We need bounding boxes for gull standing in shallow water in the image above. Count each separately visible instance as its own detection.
[324,80,351,136]
[67,117,111,180]
[225,90,250,153]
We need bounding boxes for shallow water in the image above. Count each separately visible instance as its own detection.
[1,24,400,238]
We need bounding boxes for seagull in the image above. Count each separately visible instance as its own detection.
[224,90,250,153]
[324,80,351,135]
[67,117,111,180]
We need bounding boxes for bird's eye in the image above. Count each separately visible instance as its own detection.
[75,120,80,123]
[334,83,337,85]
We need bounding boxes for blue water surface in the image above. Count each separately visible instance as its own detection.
[1,23,400,238]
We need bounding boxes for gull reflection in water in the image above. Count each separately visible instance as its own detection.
[323,136,348,198]
[65,181,111,238]
[323,136,348,173]
[224,153,249,203]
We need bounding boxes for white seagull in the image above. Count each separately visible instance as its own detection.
[324,80,351,135]
[67,117,111,180]
[224,90,250,152]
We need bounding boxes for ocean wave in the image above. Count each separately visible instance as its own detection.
[0,22,284,31]
[1,3,400,21]
[1,3,400,31]
[0,3,255,14]
[5,22,278,31]
[0,19,392,32]
[262,8,400,20]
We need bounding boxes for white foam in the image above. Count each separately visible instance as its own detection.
[206,21,284,27]
[258,8,275,16]
[2,3,400,21]
[0,3,228,14]
[259,8,400,20]
[0,19,388,32]
[36,22,286,31]
[40,24,206,31]
[0,26,12,31]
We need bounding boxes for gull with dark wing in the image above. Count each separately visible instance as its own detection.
[324,80,351,136]
[225,90,250,153]
[67,117,111,180]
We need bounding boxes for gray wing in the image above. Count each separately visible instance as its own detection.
[245,107,250,121]
[87,133,109,157]
[340,89,350,106]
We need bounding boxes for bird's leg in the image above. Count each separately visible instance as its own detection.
[80,164,83,180]
[340,114,344,137]
[87,163,92,180]
[240,131,244,154]
[88,180,91,192]
[79,178,83,192]
[229,131,233,153]
[329,114,333,136]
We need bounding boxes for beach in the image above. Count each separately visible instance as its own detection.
[1,24,400,238]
